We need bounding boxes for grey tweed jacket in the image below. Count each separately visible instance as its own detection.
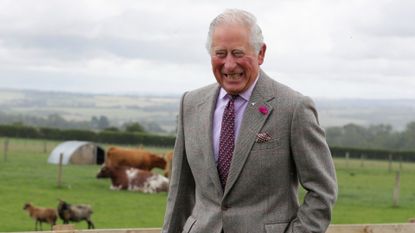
[162,70,337,233]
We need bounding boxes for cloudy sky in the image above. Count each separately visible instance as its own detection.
[0,0,414,99]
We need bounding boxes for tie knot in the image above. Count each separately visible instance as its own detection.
[228,94,238,101]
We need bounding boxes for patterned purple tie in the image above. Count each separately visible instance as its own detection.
[218,95,237,189]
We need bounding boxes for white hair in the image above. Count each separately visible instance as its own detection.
[206,9,264,54]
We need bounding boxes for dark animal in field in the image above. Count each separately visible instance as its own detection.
[105,147,167,171]
[23,202,57,231]
[96,165,169,193]
[57,199,94,229]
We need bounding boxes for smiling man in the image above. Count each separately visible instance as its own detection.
[162,9,337,233]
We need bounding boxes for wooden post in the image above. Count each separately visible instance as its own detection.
[393,171,400,208]
[399,156,403,171]
[345,152,350,169]
[360,153,365,168]
[43,141,47,153]
[388,154,393,173]
[3,138,9,162]
[57,153,63,188]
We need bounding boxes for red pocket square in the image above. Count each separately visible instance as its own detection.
[256,132,272,143]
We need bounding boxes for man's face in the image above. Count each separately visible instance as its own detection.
[210,23,266,95]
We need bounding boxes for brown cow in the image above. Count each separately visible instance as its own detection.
[164,151,173,178]
[96,165,169,193]
[105,147,166,171]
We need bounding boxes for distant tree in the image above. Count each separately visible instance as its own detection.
[47,114,67,128]
[325,123,399,150]
[124,122,145,133]
[90,116,99,129]
[400,121,415,150]
[366,124,398,149]
[144,122,166,133]
[341,123,369,148]
[12,121,25,127]
[98,116,110,129]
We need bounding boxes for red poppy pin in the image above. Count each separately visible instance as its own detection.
[258,105,268,115]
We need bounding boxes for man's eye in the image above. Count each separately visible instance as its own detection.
[233,51,244,57]
[215,52,226,58]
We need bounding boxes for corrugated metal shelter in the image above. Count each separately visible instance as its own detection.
[48,141,105,165]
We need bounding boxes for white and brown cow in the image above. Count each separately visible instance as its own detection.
[96,165,169,193]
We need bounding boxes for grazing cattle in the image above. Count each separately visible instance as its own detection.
[164,151,173,178]
[57,199,94,229]
[23,202,57,231]
[409,218,415,223]
[105,147,166,171]
[96,165,169,193]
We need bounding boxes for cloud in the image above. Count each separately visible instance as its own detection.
[0,0,414,98]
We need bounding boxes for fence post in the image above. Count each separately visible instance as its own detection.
[360,153,365,168]
[388,154,393,173]
[393,171,400,208]
[57,153,63,188]
[43,141,47,153]
[399,156,403,171]
[3,138,9,162]
[345,152,350,169]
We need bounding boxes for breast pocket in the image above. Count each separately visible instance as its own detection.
[251,138,280,151]
[182,215,197,233]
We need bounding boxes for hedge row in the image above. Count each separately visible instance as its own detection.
[0,124,175,147]
[1,124,415,161]
[330,146,415,162]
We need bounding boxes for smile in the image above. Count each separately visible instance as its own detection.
[223,72,244,80]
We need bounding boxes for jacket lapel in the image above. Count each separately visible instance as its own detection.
[196,85,224,194]
[224,71,276,197]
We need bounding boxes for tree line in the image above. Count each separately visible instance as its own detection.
[1,111,414,151]
[0,112,165,133]
[326,121,415,151]
[0,124,175,147]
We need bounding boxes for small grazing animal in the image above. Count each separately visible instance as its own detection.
[23,202,57,231]
[57,199,94,229]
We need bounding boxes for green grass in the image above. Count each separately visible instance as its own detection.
[0,138,171,232]
[332,158,415,224]
[1,138,415,232]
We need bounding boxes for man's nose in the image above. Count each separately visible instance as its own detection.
[223,55,237,71]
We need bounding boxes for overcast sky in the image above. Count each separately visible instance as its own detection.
[0,0,414,99]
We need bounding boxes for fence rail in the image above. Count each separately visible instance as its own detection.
[9,223,415,233]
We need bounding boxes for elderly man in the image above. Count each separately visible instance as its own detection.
[162,9,337,233]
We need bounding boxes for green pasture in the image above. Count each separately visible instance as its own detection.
[0,138,415,232]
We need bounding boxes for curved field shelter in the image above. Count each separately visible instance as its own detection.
[48,141,105,165]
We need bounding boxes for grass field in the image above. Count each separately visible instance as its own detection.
[0,138,415,232]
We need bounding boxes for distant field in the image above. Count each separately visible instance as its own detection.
[2,88,415,132]
[0,89,181,132]
[0,138,415,232]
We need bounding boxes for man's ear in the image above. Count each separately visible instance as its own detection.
[258,43,267,65]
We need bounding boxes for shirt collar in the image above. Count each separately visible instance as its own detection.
[218,74,260,101]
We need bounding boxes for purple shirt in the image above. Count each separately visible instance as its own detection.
[212,76,259,163]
